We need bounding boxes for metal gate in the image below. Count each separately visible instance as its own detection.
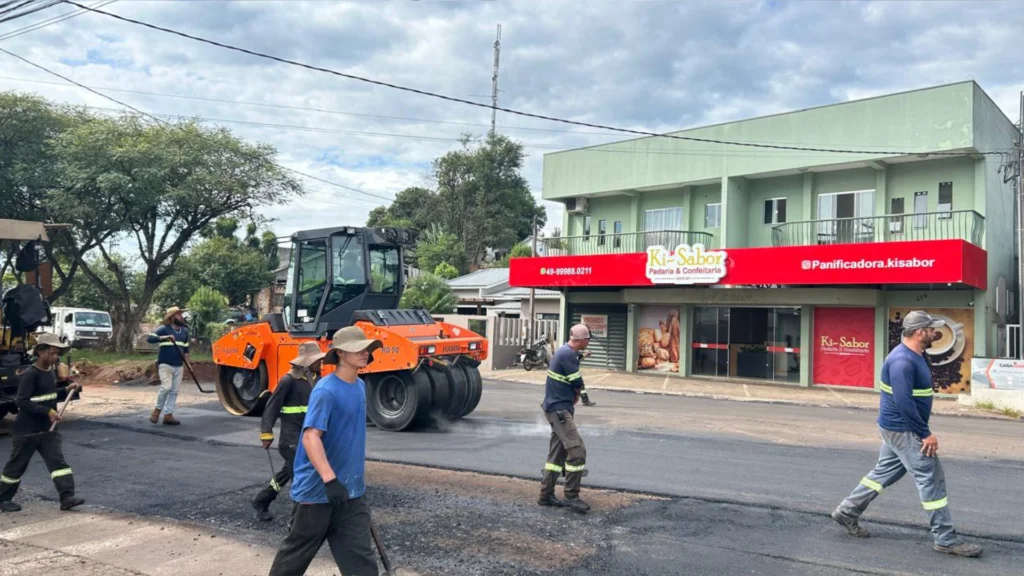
[570,306,627,371]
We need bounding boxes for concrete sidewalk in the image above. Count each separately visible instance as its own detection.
[486,366,1011,419]
[0,501,340,576]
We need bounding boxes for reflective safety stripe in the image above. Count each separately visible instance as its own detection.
[270,478,281,492]
[878,383,934,397]
[30,393,58,402]
[922,497,948,511]
[280,406,307,414]
[544,462,563,473]
[158,341,189,347]
[148,333,160,338]
[859,477,883,493]
[50,468,72,479]
[0,474,19,484]
[547,370,570,383]
[565,371,582,382]
[564,463,586,473]
[259,433,274,441]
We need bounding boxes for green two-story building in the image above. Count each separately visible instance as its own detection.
[510,81,1018,395]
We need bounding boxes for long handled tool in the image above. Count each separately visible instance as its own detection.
[369,516,395,575]
[49,385,80,432]
[168,337,215,394]
[265,446,277,477]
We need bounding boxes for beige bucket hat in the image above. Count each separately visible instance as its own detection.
[164,306,187,322]
[29,332,70,356]
[290,341,327,368]
[325,326,382,363]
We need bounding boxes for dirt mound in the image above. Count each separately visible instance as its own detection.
[75,360,217,387]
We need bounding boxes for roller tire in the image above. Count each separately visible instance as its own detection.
[444,364,470,421]
[422,365,451,420]
[366,371,429,431]
[458,364,483,418]
[409,369,435,428]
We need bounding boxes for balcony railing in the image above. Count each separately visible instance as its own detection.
[538,230,715,257]
[771,210,984,248]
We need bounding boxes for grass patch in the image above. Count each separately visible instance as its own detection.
[974,399,996,411]
[999,406,1023,419]
[972,399,1023,419]
[70,348,212,365]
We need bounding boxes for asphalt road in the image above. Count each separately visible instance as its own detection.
[1,379,1021,575]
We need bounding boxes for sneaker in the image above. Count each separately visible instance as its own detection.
[0,501,22,513]
[564,497,591,513]
[538,495,565,507]
[934,542,983,558]
[60,497,85,511]
[582,398,596,407]
[149,408,161,424]
[831,508,869,538]
[163,414,180,426]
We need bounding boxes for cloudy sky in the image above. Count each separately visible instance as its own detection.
[1,0,1021,238]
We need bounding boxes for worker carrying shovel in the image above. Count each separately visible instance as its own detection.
[147,306,190,426]
[0,333,85,513]
[538,323,592,513]
[251,341,325,522]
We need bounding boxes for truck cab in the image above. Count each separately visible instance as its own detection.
[47,307,113,348]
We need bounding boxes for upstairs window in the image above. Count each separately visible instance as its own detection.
[764,198,787,224]
[598,219,607,246]
[644,207,683,231]
[938,182,952,219]
[890,198,905,234]
[914,191,928,229]
[583,215,592,239]
[705,203,722,229]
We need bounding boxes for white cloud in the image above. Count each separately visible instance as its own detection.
[1,0,1020,240]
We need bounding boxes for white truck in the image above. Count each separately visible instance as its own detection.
[46,307,114,348]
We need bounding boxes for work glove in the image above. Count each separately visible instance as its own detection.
[325,478,349,507]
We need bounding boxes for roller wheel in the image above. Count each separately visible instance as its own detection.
[217,362,268,416]
[366,371,430,431]
[0,406,10,420]
[458,364,483,418]
[421,366,451,421]
[444,364,470,421]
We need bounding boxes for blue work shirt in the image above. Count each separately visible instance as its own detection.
[543,344,584,415]
[146,324,189,367]
[290,374,367,503]
[877,343,934,439]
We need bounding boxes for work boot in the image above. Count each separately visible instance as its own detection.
[60,497,85,511]
[252,499,273,522]
[831,507,869,538]
[538,495,565,507]
[0,501,21,513]
[149,408,161,424]
[582,398,596,407]
[163,414,180,426]
[564,497,591,513]
[934,542,983,558]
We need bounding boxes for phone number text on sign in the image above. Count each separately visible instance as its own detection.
[539,266,593,276]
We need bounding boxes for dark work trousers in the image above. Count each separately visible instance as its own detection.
[268,497,378,576]
[253,443,297,510]
[540,410,587,499]
[0,432,76,503]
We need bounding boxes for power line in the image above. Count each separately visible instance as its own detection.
[0,0,115,42]
[0,0,60,25]
[64,0,1010,158]
[0,46,395,206]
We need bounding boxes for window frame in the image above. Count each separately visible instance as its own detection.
[889,198,905,234]
[763,197,787,225]
[913,191,928,229]
[597,219,607,246]
[583,215,592,239]
[613,221,623,249]
[704,203,722,229]
[643,207,684,232]
[938,181,952,220]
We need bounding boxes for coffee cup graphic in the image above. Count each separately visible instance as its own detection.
[925,315,963,358]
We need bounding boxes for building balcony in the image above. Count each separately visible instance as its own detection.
[771,210,984,248]
[539,230,715,257]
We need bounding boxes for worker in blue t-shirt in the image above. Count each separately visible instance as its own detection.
[268,326,380,576]
[832,311,982,558]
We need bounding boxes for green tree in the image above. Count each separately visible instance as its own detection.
[416,225,467,274]
[399,273,458,314]
[435,133,545,269]
[56,253,144,311]
[433,262,460,280]
[152,257,201,311]
[189,236,273,305]
[489,243,533,268]
[48,114,300,351]
[187,286,228,339]
[366,186,440,231]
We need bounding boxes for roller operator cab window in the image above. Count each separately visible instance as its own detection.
[326,235,368,311]
[291,239,328,323]
[369,245,400,294]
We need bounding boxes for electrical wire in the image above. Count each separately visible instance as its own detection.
[0,0,115,42]
[0,0,61,25]
[0,46,395,206]
[63,0,1010,158]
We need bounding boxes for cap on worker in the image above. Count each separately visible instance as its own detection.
[569,324,593,341]
[902,310,944,332]
[29,332,70,356]
[163,306,187,322]
[290,341,327,368]
[325,326,382,363]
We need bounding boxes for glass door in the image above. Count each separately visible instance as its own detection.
[691,307,730,377]
[767,308,801,383]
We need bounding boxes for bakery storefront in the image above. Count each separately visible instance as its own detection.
[510,239,988,394]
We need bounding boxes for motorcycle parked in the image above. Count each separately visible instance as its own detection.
[519,335,551,371]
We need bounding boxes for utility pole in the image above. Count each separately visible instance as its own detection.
[1017,90,1023,358]
[490,24,501,136]
[528,214,537,345]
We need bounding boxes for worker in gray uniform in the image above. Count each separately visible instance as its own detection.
[832,311,982,558]
[251,342,325,521]
[538,324,592,513]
